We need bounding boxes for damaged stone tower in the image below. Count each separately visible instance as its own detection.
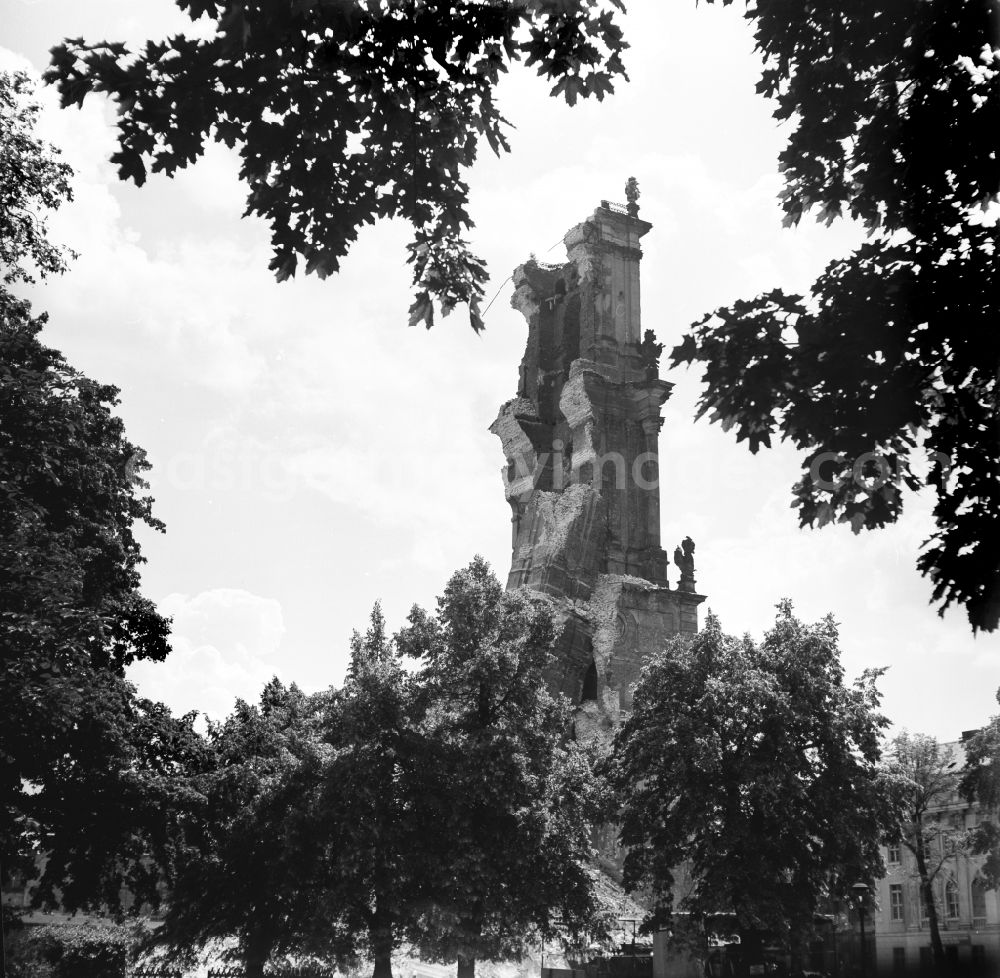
[490,185,705,741]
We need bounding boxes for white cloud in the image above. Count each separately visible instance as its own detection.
[127,588,285,722]
[162,141,247,217]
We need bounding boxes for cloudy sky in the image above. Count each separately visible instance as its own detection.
[4,1,996,737]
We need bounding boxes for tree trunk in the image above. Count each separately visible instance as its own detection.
[737,926,764,972]
[923,880,948,975]
[788,927,808,976]
[915,844,947,975]
[373,943,395,978]
[245,956,267,978]
[457,955,476,978]
[243,930,273,978]
[371,902,394,978]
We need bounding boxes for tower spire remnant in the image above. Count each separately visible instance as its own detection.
[490,188,705,742]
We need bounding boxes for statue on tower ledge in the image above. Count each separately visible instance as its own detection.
[625,176,640,217]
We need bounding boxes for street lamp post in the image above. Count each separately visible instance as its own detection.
[851,883,870,978]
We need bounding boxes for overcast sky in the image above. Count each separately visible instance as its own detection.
[4,0,996,739]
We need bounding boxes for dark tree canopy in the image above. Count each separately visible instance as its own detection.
[0,270,175,897]
[28,687,207,917]
[156,680,336,978]
[151,575,604,978]
[0,297,194,911]
[608,604,897,949]
[315,604,433,978]
[150,623,432,978]
[673,0,1000,632]
[46,0,627,331]
[1,68,182,911]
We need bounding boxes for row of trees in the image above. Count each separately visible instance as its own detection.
[8,541,998,978]
[5,540,606,978]
[148,563,605,978]
[137,595,1000,978]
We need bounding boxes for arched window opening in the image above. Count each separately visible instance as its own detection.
[581,660,598,703]
[972,877,987,922]
[945,878,960,919]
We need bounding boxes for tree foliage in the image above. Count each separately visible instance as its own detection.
[9,919,144,978]
[396,557,604,978]
[1,259,177,904]
[0,67,189,914]
[151,648,427,978]
[314,605,432,978]
[45,0,628,331]
[607,603,897,949]
[884,731,964,972]
[155,679,335,978]
[26,687,207,917]
[673,0,1000,632]
[961,689,1000,885]
[0,71,76,284]
[151,571,604,978]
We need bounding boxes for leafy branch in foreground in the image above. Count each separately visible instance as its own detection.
[674,0,1000,632]
[45,0,628,331]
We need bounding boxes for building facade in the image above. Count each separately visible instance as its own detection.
[869,740,999,976]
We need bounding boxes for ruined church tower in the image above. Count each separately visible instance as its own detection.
[490,185,705,741]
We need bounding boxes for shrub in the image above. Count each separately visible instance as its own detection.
[12,920,138,978]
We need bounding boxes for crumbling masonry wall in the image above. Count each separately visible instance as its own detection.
[491,197,705,742]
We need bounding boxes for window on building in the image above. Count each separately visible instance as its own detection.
[892,947,905,975]
[920,946,933,972]
[972,877,987,923]
[888,843,901,864]
[580,660,598,702]
[946,878,960,919]
[890,884,905,922]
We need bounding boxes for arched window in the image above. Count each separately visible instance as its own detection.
[972,877,988,922]
[945,878,960,919]
[581,660,598,702]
